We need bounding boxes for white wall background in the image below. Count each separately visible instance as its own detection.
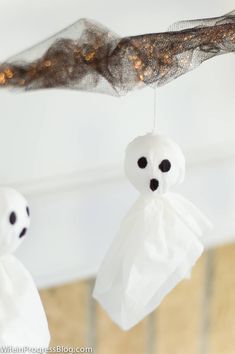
[0,0,234,288]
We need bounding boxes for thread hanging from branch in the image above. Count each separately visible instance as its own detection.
[152,88,157,134]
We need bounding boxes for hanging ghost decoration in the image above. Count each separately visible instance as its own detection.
[93,133,212,330]
[0,187,50,347]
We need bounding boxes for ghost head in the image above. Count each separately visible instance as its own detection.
[0,187,30,256]
[124,133,185,195]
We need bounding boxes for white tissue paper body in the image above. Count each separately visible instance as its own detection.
[93,133,212,330]
[0,187,50,347]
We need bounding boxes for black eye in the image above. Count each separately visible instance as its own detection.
[137,157,147,169]
[26,206,30,217]
[9,212,17,225]
[159,159,171,173]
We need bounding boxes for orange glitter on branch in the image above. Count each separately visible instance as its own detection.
[0,73,6,85]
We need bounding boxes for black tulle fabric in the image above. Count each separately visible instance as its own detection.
[0,11,234,96]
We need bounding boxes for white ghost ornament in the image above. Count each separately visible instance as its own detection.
[93,133,212,330]
[0,187,50,347]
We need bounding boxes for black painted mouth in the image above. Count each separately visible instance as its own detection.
[150,179,159,192]
[19,228,27,238]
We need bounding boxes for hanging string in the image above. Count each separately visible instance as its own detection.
[152,88,157,134]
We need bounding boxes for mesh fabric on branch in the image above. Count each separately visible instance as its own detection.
[0,11,235,96]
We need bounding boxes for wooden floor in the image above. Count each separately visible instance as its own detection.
[40,243,235,354]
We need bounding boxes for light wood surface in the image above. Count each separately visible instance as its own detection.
[96,306,147,354]
[209,245,235,354]
[40,281,88,347]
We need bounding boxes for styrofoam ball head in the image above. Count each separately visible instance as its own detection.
[124,133,185,194]
[0,187,30,255]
